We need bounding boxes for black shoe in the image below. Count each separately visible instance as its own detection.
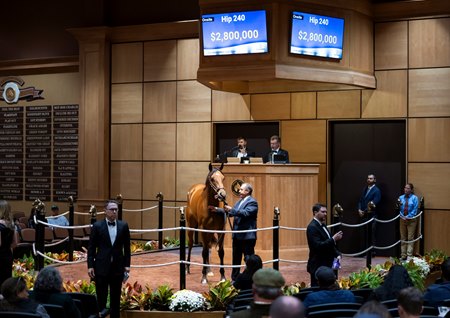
[99,308,110,318]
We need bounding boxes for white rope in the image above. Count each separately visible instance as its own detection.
[183,260,244,268]
[330,217,375,228]
[46,211,69,218]
[341,235,424,257]
[34,219,91,229]
[184,226,277,234]
[130,227,181,233]
[341,246,373,257]
[278,259,308,264]
[396,211,423,221]
[35,250,87,264]
[73,211,105,215]
[130,261,181,268]
[44,237,69,247]
[123,206,158,212]
[279,226,307,231]
[374,214,400,224]
[163,205,187,209]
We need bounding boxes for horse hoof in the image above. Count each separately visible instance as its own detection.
[207,271,214,277]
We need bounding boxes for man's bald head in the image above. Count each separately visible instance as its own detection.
[269,296,305,318]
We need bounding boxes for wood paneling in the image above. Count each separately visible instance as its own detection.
[176,123,211,160]
[143,82,176,123]
[424,210,450,255]
[250,93,290,120]
[409,68,450,117]
[142,201,178,240]
[318,163,327,204]
[212,91,251,121]
[291,92,316,119]
[111,83,143,123]
[110,162,142,200]
[348,11,373,72]
[122,200,143,240]
[409,18,450,68]
[176,81,211,122]
[143,162,176,201]
[111,124,142,160]
[282,120,327,163]
[142,124,176,160]
[144,40,176,82]
[317,90,360,119]
[409,118,450,162]
[362,70,407,118]
[176,162,211,201]
[111,43,143,83]
[374,22,407,70]
[177,39,199,80]
[409,163,450,210]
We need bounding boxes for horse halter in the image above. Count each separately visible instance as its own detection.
[208,169,226,202]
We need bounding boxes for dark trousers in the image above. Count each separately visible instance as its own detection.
[232,238,256,281]
[95,272,123,318]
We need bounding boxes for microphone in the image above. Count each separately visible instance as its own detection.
[230,146,239,151]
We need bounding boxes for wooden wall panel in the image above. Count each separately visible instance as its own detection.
[317,90,360,119]
[212,91,251,121]
[176,81,211,122]
[291,92,316,119]
[110,162,142,200]
[143,82,176,123]
[282,120,327,163]
[177,39,199,80]
[122,200,143,240]
[409,118,450,162]
[374,22,408,70]
[142,124,176,160]
[143,162,176,201]
[409,163,450,210]
[318,163,327,204]
[111,124,142,160]
[348,12,373,72]
[176,162,211,201]
[424,210,450,255]
[409,68,450,117]
[250,93,290,120]
[177,123,211,160]
[111,83,143,123]
[142,201,178,240]
[111,43,143,83]
[144,40,177,81]
[409,18,450,68]
[362,70,407,118]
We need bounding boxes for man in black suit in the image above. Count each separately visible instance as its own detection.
[264,135,290,163]
[306,203,343,287]
[88,200,131,318]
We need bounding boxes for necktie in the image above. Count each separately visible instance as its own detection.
[403,195,409,216]
[108,221,116,226]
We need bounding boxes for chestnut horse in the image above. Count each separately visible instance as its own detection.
[186,163,227,284]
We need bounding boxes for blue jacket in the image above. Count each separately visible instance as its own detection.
[219,196,258,240]
[303,289,357,309]
[423,281,450,307]
[358,185,381,215]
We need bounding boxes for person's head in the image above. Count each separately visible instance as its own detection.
[34,266,63,292]
[50,205,59,216]
[356,300,391,318]
[367,174,377,186]
[252,268,285,301]
[441,257,450,281]
[403,183,414,196]
[244,254,263,276]
[239,183,253,199]
[270,135,281,151]
[0,200,14,229]
[104,200,119,222]
[315,266,337,289]
[312,203,327,224]
[380,265,414,299]
[1,277,28,303]
[397,287,423,317]
[237,137,247,149]
[269,295,305,318]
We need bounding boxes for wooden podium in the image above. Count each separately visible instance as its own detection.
[213,163,319,263]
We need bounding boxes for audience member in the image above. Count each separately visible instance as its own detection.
[0,200,18,287]
[355,300,392,318]
[233,254,263,291]
[303,266,356,309]
[230,268,285,318]
[32,266,81,318]
[0,276,49,318]
[28,207,37,229]
[369,265,414,302]
[423,257,450,307]
[397,287,423,318]
[269,295,305,318]
[46,205,69,228]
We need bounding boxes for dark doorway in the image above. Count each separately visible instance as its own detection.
[330,120,406,257]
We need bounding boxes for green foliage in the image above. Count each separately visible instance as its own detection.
[163,236,180,248]
[346,268,384,289]
[283,282,307,295]
[203,280,238,310]
[151,284,174,311]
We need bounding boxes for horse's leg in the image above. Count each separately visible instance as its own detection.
[201,233,210,284]
[187,229,194,274]
[218,234,226,282]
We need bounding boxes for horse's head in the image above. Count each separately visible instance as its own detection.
[207,163,227,202]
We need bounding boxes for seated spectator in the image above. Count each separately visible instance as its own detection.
[46,205,69,228]
[32,266,81,318]
[397,287,423,318]
[355,300,392,318]
[233,254,263,291]
[303,266,356,309]
[28,207,37,229]
[0,276,49,318]
[231,268,285,318]
[369,265,414,301]
[423,257,450,307]
[269,295,305,318]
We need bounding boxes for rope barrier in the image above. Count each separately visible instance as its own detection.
[123,206,158,212]
[279,225,307,231]
[35,250,87,264]
[44,237,69,247]
[46,211,70,218]
[34,218,92,229]
[279,259,308,264]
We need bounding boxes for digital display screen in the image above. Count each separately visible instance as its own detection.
[201,10,268,56]
[290,11,344,59]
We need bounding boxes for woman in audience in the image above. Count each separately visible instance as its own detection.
[0,200,18,287]
[32,266,81,318]
[369,265,414,301]
[233,254,263,290]
[0,276,49,317]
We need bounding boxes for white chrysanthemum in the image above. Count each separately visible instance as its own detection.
[405,256,430,278]
[169,289,206,312]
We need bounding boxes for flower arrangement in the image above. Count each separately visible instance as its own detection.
[169,289,206,312]
[403,256,430,278]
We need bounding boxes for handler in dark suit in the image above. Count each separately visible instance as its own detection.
[211,182,258,281]
[88,200,131,318]
[306,203,343,287]
[264,135,290,163]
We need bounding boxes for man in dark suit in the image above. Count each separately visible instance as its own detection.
[264,135,290,163]
[212,182,258,281]
[230,136,255,158]
[306,203,343,287]
[88,200,131,318]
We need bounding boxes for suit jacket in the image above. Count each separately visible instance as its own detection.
[358,185,381,214]
[264,148,290,163]
[87,219,131,276]
[306,219,340,275]
[219,196,258,240]
[231,148,255,158]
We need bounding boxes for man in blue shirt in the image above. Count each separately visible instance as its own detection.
[46,205,69,228]
[398,183,419,260]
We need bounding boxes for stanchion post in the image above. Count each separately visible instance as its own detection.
[34,200,45,271]
[179,207,186,290]
[273,207,280,271]
[419,197,425,256]
[68,196,74,262]
[117,194,123,221]
[366,217,372,270]
[90,204,97,225]
[157,192,164,250]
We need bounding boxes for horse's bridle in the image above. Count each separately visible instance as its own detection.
[209,170,226,201]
